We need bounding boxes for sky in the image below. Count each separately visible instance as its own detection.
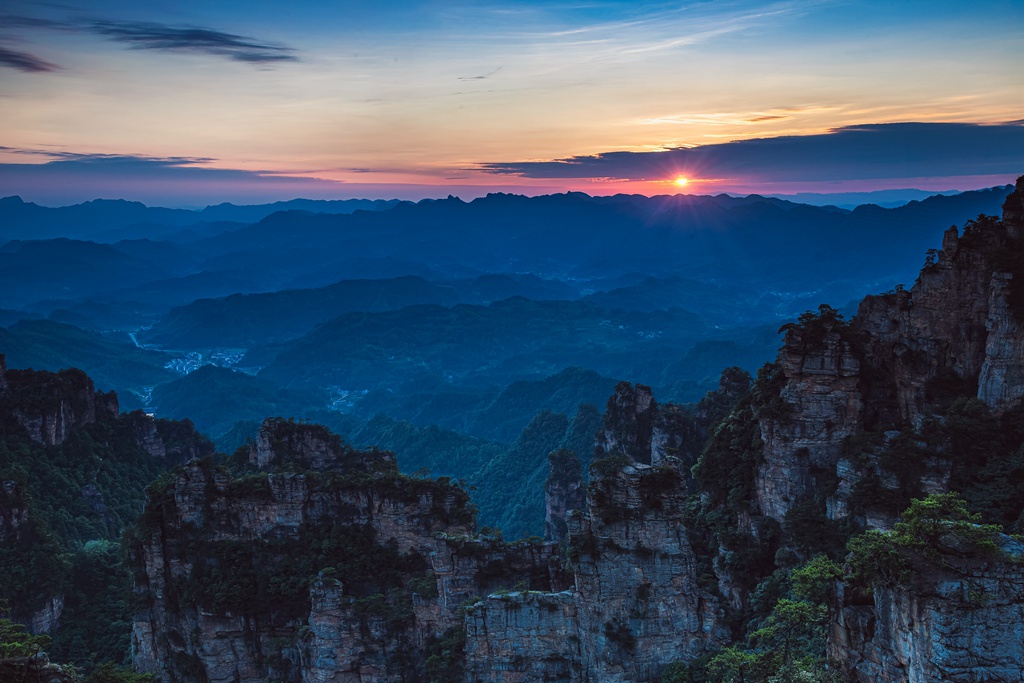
[0,0,1021,206]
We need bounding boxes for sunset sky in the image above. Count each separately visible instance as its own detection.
[1,0,1021,206]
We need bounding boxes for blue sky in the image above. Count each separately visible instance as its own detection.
[0,0,1021,205]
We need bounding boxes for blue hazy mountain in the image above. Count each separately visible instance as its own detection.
[0,195,402,242]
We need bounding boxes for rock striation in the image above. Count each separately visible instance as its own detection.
[749,180,1024,528]
[831,535,1024,682]
[0,357,216,639]
[0,363,103,446]
[134,413,727,683]
[544,448,583,543]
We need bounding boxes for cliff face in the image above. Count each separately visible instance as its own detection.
[1,364,103,446]
[570,462,728,682]
[134,413,726,683]
[0,356,214,637]
[751,180,1024,530]
[544,448,583,543]
[595,382,657,465]
[831,536,1024,682]
[132,418,550,683]
[460,459,726,683]
[757,320,863,522]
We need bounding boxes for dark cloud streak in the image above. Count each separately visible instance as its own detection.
[480,123,1024,182]
[0,44,59,71]
[90,20,298,63]
[0,13,298,68]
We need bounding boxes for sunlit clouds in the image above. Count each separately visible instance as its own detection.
[0,0,1021,205]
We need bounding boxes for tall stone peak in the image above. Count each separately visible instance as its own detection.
[1,365,99,446]
[596,382,658,464]
[246,416,397,474]
[544,448,583,543]
[751,179,1024,529]
[1001,174,1024,229]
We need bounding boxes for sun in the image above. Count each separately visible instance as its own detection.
[674,176,689,187]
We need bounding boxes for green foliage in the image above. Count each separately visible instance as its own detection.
[151,365,328,441]
[777,304,849,354]
[472,410,572,538]
[749,363,788,423]
[84,662,156,683]
[0,617,55,681]
[0,512,70,618]
[783,500,845,557]
[0,617,50,660]
[790,555,842,605]
[424,627,466,683]
[0,319,173,396]
[661,659,709,683]
[846,493,1006,587]
[51,541,135,674]
[638,464,683,509]
[706,646,758,683]
[175,523,428,622]
[922,398,1024,528]
[354,413,504,483]
[679,549,845,683]
[589,453,629,479]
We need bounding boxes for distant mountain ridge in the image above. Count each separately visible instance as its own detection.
[0,195,403,242]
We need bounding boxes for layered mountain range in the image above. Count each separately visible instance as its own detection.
[1,179,1023,682]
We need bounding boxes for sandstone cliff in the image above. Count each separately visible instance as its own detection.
[750,178,1024,531]
[0,355,214,637]
[831,532,1024,682]
[133,414,727,683]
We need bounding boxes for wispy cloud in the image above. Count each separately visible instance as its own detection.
[0,13,299,69]
[458,66,502,81]
[0,151,345,206]
[90,21,298,63]
[0,44,59,72]
[479,122,1024,182]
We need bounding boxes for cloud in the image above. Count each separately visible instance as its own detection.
[0,44,59,72]
[479,122,1024,183]
[458,67,502,81]
[0,13,298,67]
[89,20,298,63]
[0,153,341,206]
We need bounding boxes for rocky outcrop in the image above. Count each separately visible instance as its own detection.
[979,269,1024,410]
[752,179,1024,528]
[132,420,582,682]
[0,479,29,537]
[461,457,726,683]
[463,591,579,683]
[831,536,1024,682]
[135,411,726,683]
[570,461,728,683]
[0,480,65,634]
[29,595,65,635]
[2,366,99,446]
[596,372,747,472]
[248,417,394,474]
[544,448,583,543]
[595,383,657,464]
[757,317,863,522]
